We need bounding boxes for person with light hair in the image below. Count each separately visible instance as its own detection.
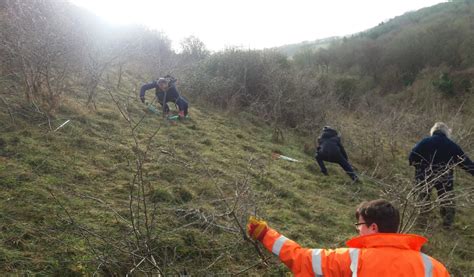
[409,122,474,227]
[430,122,452,138]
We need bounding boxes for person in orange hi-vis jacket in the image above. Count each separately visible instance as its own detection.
[247,199,449,277]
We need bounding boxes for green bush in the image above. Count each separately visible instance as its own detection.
[433,73,454,94]
[173,187,193,203]
[334,76,358,106]
[151,188,174,203]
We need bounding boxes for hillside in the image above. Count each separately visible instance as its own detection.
[288,1,474,95]
[1,76,474,275]
[1,0,474,275]
[274,36,340,57]
[0,84,374,274]
[279,2,474,60]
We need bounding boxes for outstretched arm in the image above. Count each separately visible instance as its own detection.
[262,228,322,274]
[455,145,474,175]
[460,156,474,175]
[139,82,156,103]
[247,217,352,275]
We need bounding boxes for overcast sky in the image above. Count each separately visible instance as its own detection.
[69,0,446,51]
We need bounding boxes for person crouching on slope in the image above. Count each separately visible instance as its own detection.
[139,76,189,118]
[247,199,449,277]
[315,126,358,181]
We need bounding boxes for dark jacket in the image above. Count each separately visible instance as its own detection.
[140,81,181,105]
[316,128,348,162]
[409,131,474,175]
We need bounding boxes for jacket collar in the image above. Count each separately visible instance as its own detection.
[321,129,338,139]
[432,130,447,137]
[346,233,427,251]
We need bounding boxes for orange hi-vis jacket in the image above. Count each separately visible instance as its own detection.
[262,228,450,277]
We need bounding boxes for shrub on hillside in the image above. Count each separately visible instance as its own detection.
[433,73,454,94]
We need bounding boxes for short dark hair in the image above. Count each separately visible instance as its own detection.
[355,199,400,233]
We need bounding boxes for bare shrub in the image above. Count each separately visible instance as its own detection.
[1,0,85,116]
[369,161,474,234]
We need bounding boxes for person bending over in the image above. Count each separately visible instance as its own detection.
[315,126,358,181]
[140,76,189,118]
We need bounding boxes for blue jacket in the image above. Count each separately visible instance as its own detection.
[140,81,181,105]
[409,131,474,175]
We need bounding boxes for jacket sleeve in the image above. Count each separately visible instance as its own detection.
[140,82,156,100]
[409,139,426,166]
[430,256,451,277]
[408,151,417,166]
[261,228,352,275]
[453,144,474,175]
[460,156,474,176]
[162,90,167,106]
[315,139,321,159]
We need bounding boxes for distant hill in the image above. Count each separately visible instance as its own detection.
[287,1,474,94]
[276,0,474,74]
[273,36,340,57]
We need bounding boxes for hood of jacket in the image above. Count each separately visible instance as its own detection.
[346,233,427,251]
[320,127,338,139]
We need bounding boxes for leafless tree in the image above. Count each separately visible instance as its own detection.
[1,0,84,118]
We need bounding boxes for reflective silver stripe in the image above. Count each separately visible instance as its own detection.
[272,235,288,256]
[421,253,433,277]
[349,248,360,277]
[312,249,323,277]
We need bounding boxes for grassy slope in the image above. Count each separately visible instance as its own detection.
[0,85,473,275]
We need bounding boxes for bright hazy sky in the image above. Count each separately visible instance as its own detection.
[70,0,446,51]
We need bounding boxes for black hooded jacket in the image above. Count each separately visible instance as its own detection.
[316,128,349,162]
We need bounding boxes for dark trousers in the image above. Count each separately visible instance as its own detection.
[176,97,189,116]
[415,168,455,227]
[162,97,189,116]
[316,155,357,181]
